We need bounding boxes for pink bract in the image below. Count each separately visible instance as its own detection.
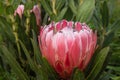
[31,5,41,27]
[38,20,97,78]
[14,4,24,19]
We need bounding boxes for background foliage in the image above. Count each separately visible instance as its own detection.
[0,0,120,80]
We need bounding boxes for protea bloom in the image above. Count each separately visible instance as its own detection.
[38,20,97,78]
[14,4,24,19]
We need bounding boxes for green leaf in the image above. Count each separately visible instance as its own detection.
[31,36,56,79]
[40,0,52,16]
[0,45,29,80]
[93,10,102,29]
[107,66,120,74]
[30,13,37,33]
[102,31,114,48]
[112,76,120,80]
[56,0,66,10]
[42,58,57,79]
[100,1,109,27]
[56,7,68,21]
[98,72,112,80]
[31,30,56,79]
[86,47,110,80]
[30,30,42,65]
[19,40,47,80]
[0,2,5,14]
[6,5,14,15]
[68,0,77,15]
[76,0,95,22]
[19,40,37,70]
[109,19,120,33]
[72,68,85,80]
[0,16,15,42]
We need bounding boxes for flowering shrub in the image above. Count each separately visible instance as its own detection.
[0,0,120,80]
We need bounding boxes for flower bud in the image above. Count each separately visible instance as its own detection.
[31,5,41,27]
[14,4,24,19]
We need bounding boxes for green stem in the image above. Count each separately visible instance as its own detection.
[9,15,24,64]
[25,10,30,36]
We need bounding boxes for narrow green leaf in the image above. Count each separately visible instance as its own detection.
[56,7,68,21]
[68,0,77,15]
[42,58,57,79]
[100,1,109,27]
[76,0,95,22]
[112,76,120,80]
[72,68,85,80]
[109,19,120,33]
[19,40,46,80]
[107,66,120,73]
[30,39,42,65]
[31,30,42,64]
[31,30,56,79]
[40,0,52,15]
[30,13,37,33]
[0,16,15,42]
[31,31,55,77]
[19,40,37,70]
[42,13,49,25]
[103,32,114,47]
[0,45,29,80]
[56,0,66,10]
[93,10,102,29]
[98,72,112,80]
[86,47,110,80]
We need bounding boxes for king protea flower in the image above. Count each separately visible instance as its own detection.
[14,4,24,19]
[38,20,97,78]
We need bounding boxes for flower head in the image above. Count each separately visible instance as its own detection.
[14,4,24,19]
[38,20,97,78]
[30,5,41,27]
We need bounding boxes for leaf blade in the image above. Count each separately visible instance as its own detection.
[86,47,110,80]
[0,45,29,80]
[76,0,95,22]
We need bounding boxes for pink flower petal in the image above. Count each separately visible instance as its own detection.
[75,22,82,31]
